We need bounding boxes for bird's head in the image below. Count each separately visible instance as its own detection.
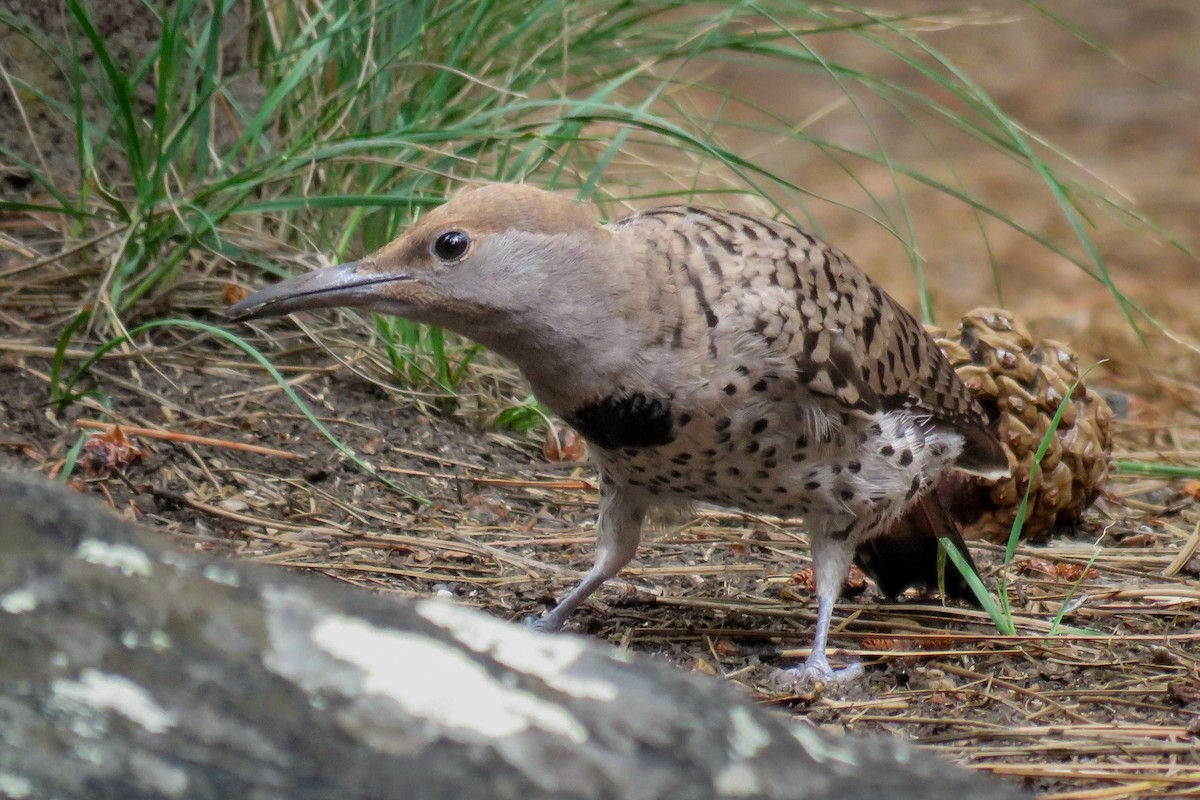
[226,184,610,335]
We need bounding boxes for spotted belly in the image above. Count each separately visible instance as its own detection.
[588,400,964,528]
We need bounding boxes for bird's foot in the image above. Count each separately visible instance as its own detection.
[525,613,564,634]
[768,652,863,691]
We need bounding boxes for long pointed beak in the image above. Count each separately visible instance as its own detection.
[226,260,410,321]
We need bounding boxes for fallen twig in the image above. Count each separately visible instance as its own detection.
[75,420,303,460]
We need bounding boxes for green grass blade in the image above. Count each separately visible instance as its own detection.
[1046,537,1105,638]
[1004,362,1107,565]
[51,307,94,410]
[57,431,89,483]
[940,539,1015,635]
[66,0,146,194]
[1112,460,1200,479]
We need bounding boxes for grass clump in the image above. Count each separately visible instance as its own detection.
[0,1,1175,412]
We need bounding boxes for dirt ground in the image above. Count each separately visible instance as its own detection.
[2,3,1199,799]
[1,307,1197,799]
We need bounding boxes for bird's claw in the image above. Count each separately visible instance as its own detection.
[769,655,864,691]
[525,614,562,633]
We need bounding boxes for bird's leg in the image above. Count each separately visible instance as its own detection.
[774,531,864,686]
[799,586,863,683]
[532,485,645,633]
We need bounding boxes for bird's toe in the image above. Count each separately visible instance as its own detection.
[769,655,864,691]
[526,614,563,633]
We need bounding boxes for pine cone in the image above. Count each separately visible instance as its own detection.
[933,309,1114,543]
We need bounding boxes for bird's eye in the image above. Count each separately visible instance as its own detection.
[433,230,471,261]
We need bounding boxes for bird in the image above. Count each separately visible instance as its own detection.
[228,183,1010,684]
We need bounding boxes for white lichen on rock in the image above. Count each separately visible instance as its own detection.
[311,615,590,743]
[201,563,241,587]
[418,599,620,701]
[789,721,860,766]
[0,588,37,614]
[727,705,771,759]
[50,670,176,735]
[129,751,190,797]
[714,761,762,797]
[0,771,33,799]
[75,539,153,577]
[261,586,590,749]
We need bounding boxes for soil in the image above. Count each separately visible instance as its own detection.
[3,3,1200,798]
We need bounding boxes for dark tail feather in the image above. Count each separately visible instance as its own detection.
[854,483,980,605]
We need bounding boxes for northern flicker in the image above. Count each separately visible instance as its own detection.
[228,184,1010,683]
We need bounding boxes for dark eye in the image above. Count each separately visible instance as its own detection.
[433,230,470,261]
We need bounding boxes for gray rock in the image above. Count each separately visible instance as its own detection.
[0,470,1028,799]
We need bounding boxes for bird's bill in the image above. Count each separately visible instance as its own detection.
[225,260,409,321]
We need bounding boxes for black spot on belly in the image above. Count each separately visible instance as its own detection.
[565,392,676,450]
